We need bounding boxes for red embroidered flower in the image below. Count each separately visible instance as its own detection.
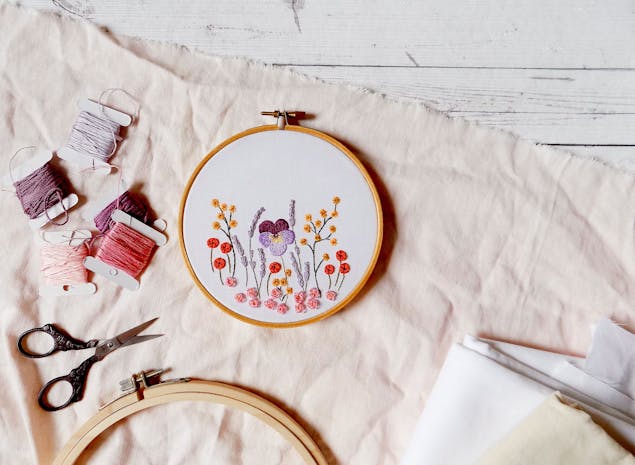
[339,263,350,274]
[269,262,282,274]
[220,242,232,254]
[324,264,335,275]
[213,257,226,270]
[335,250,348,262]
[207,238,219,248]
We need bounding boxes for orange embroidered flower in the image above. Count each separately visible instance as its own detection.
[330,238,337,246]
[329,225,336,233]
[221,203,227,211]
[331,211,339,218]
[286,287,293,295]
[229,220,238,228]
[272,278,281,287]
[285,269,292,277]
[300,238,308,245]
[303,224,311,233]
[314,234,322,241]
[217,213,224,220]
[320,209,327,218]
[211,199,220,207]
[212,222,221,230]
[315,220,322,228]
[305,214,312,221]
[332,196,340,205]
[229,205,236,213]
[322,253,330,261]
[280,278,288,286]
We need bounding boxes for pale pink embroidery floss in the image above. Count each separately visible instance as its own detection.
[40,243,89,286]
[95,222,155,278]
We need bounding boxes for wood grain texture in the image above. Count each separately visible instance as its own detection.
[14,0,635,162]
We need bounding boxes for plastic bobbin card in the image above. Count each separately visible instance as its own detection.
[180,111,383,327]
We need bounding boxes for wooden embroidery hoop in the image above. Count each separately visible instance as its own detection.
[179,111,383,328]
[51,378,328,465]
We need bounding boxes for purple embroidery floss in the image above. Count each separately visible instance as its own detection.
[14,162,71,224]
[94,191,150,233]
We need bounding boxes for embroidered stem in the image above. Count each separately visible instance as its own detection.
[337,275,345,292]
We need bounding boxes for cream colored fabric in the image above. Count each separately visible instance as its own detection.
[1,4,635,465]
[476,394,635,465]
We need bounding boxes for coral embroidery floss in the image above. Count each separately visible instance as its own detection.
[39,229,96,297]
[84,209,167,291]
[2,148,79,229]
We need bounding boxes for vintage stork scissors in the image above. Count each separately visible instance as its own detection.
[17,318,162,411]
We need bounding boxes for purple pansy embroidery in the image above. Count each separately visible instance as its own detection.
[259,219,295,256]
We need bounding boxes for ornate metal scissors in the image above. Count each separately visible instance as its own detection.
[17,318,162,411]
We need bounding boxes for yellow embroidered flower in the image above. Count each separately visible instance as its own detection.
[315,220,322,228]
[229,220,238,228]
[285,269,292,277]
[211,199,220,207]
[303,224,311,233]
[330,238,337,246]
[300,238,308,245]
[322,253,330,261]
[212,222,221,230]
[305,214,312,221]
[229,205,236,213]
[217,213,224,220]
[280,278,288,286]
[286,287,293,295]
[320,209,327,218]
[221,203,227,211]
[272,278,281,287]
[331,211,339,218]
[329,225,336,233]
[314,234,321,241]
[332,196,340,205]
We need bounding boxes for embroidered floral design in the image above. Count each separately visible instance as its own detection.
[258,219,295,256]
[206,196,351,311]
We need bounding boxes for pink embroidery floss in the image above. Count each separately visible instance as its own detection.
[95,222,155,278]
[40,243,90,286]
[14,162,71,224]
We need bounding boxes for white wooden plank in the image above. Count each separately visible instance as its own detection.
[19,0,635,68]
[551,146,635,172]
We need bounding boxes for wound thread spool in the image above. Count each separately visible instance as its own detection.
[14,162,71,223]
[40,243,89,286]
[66,110,122,164]
[95,222,155,278]
[94,191,149,233]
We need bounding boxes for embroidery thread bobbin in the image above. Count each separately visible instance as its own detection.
[1,149,79,230]
[39,229,96,297]
[84,209,167,291]
[57,98,133,173]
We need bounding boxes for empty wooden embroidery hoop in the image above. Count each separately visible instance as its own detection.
[179,115,383,328]
[51,380,328,465]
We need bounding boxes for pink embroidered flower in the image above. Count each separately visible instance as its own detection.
[295,302,306,313]
[309,288,321,298]
[246,287,258,299]
[277,303,289,314]
[294,291,307,303]
[326,290,337,301]
[235,293,246,303]
[249,298,261,308]
[307,298,320,310]
[264,298,277,309]
[270,288,282,299]
[225,277,237,287]
[258,219,295,256]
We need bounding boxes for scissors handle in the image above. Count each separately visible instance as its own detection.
[17,324,99,358]
[38,355,99,412]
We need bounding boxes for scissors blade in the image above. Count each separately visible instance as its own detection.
[95,318,159,358]
[120,334,164,348]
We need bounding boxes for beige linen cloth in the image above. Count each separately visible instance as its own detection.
[1,3,635,464]
[476,394,635,465]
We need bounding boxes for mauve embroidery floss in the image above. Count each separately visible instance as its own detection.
[14,162,71,222]
[40,243,89,286]
[95,222,155,278]
[94,191,149,233]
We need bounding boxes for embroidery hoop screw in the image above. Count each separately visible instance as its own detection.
[261,110,306,129]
